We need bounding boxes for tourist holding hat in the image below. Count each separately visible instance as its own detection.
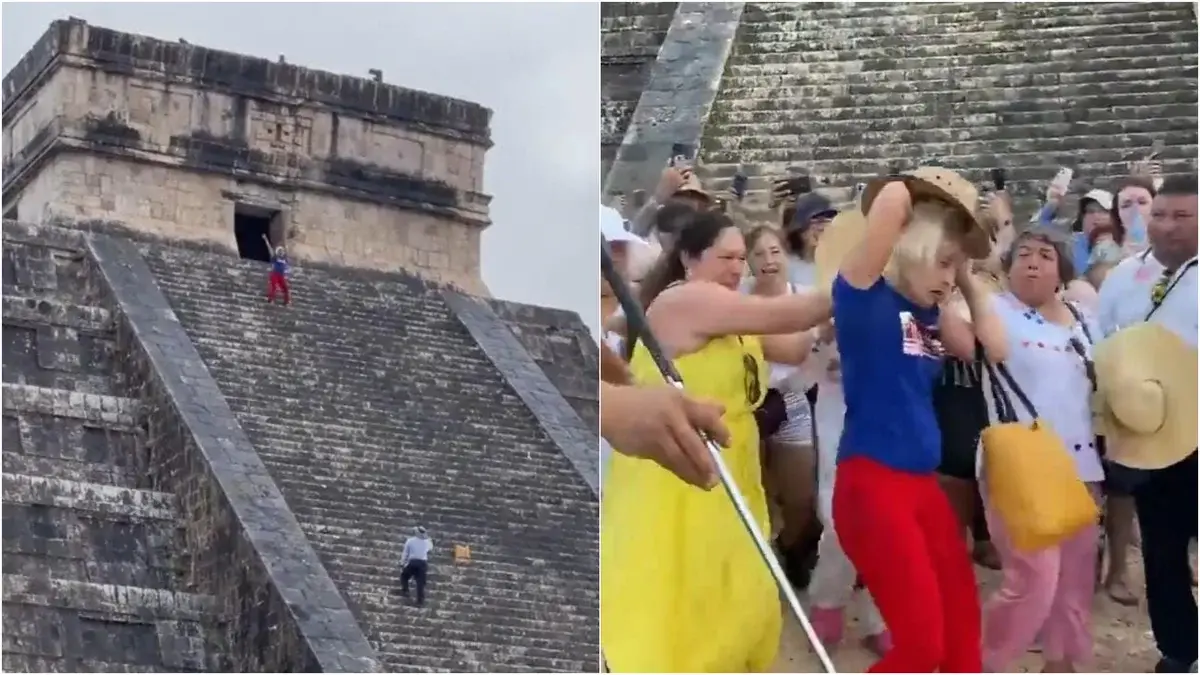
[812,166,1003,671]
[1093,174,1198,674]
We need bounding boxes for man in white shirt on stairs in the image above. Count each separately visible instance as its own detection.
[400,526,433,607]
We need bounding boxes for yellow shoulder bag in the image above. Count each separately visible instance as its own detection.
[980,358,1099,553]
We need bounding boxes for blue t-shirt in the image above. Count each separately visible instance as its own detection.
[832,275,945,473]
[272,256,289,275]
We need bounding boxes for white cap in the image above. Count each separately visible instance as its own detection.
[600,206,646,246]
[1081,189,1114,211]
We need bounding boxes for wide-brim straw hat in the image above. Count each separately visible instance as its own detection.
[1093,323,1198,470]
[860,167,991,260]
[813,209,868,292]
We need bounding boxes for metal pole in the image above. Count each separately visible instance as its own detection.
[601,237,838,674]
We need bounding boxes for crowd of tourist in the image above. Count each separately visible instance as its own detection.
[598,154,1197,674]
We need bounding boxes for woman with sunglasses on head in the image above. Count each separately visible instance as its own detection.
[601,210,832,673]
[826,169,1005,672]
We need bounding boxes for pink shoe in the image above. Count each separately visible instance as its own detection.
[810,606,845,650]
[863,630,892,658]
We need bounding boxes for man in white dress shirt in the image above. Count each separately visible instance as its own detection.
[1096,174,1197,673]
[400,526,433,607]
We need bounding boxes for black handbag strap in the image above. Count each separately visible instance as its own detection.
[1062,302,1098,393]
[981,343,1038,424]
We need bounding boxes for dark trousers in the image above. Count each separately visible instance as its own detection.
[401,559,428,605]
[1134,452,1198,670]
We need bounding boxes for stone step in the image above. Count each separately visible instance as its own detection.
[2,452,136,488]
[691,157,1197,203]
[2,383,137,428]
[738,18,1195,51]
[2,474,176,522]
[735,28,1195,59]
[734,40,1198,67]
[741,5,1190,33]
[1,654,181,673]
[2,578,218,671]
[2,498,181,590]
[722,54,1195,81]
[4,410,140,474]
[2,574,212,621]
[711,91,1195,122]
[1,653,174,673]
[706,126,1195,157]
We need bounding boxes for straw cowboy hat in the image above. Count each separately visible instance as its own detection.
[1093,323,1198,470]
[860,167,992,260]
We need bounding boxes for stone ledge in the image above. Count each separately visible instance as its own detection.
[2,574,212,622]
[604,3,746,217]
[85,230,380,673]
[2,473,176,521]
[2,218,87,251]
[2,383,137,427]
[3,20,492,146]
[2,295,112,332]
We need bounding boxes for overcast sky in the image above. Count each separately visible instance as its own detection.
[2,2,600,335]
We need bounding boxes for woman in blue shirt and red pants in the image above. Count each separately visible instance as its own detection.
[826,168,1005,672]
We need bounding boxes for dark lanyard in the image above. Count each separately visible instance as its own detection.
[1145,256,1197,321]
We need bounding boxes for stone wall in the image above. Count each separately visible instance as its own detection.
[600,3,678,179]
[3,19,492,293]
[602,3,746,210]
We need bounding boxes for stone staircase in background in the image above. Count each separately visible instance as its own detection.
[139,245,599,672]
[601,2,679,178]
[1,225,227,672]
[606,2,1199,221]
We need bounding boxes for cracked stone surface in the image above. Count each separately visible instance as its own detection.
[139,241,599,672]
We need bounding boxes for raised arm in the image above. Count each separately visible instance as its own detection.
[841,180,913,289]
[938,272,1008,363]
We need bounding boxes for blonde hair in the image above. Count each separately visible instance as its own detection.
[882,200,962,285]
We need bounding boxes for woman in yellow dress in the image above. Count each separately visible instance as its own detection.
[602,211,832,673]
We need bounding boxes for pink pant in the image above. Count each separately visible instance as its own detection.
[981,485,1100,670]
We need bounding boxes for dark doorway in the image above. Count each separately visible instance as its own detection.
[233,205,277,263]
[4,205,17,221]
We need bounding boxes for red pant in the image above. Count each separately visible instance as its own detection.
[267,271,290,305]
[833,456,982,672]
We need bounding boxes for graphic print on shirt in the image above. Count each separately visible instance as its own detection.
[899,311,945,359]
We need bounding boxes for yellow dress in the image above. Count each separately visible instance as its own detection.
[601,334,780,673]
